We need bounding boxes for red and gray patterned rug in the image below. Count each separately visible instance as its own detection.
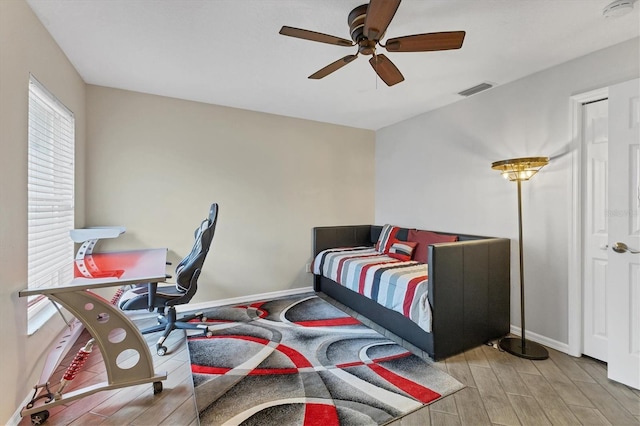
[186,294,463,425]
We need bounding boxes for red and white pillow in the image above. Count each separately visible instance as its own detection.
[387,240,417,261]
[375,224,417,261]
[376,225,459,263]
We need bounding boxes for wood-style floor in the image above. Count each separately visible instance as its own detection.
[19,304,640,426]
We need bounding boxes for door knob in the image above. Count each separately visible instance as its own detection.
[612,242,640,254]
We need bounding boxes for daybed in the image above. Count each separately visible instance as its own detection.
[313,224,511,360]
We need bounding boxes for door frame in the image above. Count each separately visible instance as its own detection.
[568,86,609,357]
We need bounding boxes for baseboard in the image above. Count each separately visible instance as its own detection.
[509,325,570,354]
[176,286,315,313]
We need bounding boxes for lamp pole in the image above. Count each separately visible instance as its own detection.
[492,157,549,360]
[517,178,526,350]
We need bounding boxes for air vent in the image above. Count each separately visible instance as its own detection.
[458,82,494,97]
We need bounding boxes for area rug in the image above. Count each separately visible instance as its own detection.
[186,293,463,425]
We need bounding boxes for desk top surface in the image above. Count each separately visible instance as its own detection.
[69,226,127,243]
[19,248,168,296]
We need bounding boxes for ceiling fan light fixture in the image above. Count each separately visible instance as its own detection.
[602,0,635,17]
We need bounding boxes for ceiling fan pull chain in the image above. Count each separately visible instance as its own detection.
[373,51,378,89]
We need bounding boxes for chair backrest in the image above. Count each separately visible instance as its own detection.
[174,203,218,297]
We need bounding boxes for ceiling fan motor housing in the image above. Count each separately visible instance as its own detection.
[349,4,380,55]
[348,5,368,41]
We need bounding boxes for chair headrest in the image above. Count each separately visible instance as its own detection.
[209,203,218,223]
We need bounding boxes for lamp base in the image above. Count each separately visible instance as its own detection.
[499,337,549,360]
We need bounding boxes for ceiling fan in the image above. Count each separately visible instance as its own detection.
[279,0,465,86]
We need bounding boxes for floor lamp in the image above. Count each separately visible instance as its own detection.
[491,156,550,360]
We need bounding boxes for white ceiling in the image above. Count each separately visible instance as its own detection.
[26,0,640,130]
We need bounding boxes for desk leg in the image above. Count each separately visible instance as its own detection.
[21,290,166,420]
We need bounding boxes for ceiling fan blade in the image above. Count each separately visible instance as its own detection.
[363,0,401,40]
[369,54,404,86]
[309,55,358,80]
[385,31,466,52]
[279,26,354,47]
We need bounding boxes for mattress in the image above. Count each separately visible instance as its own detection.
[313,247,432,332]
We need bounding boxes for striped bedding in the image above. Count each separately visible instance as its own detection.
[313,247,432,333]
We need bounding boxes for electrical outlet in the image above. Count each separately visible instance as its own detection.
[305,263,311,273]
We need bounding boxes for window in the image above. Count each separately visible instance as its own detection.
[27,75,75,318]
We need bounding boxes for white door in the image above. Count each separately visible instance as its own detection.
[607,78,640,390]
[583,99,609,362]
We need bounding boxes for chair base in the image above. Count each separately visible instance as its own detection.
[139,307,211,355]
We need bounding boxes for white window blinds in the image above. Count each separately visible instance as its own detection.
[27,76,75,302]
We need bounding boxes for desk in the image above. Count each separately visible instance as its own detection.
[19,248,169,424]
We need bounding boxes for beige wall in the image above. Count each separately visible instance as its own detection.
[85,86,375,303]
[0,0,87,422]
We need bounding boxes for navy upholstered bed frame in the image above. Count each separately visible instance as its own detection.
[313,225,511,361]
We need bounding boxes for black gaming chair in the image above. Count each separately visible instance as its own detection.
[119,203,218,355]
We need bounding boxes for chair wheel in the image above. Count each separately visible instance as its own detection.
[153,381,163,394]
[205,331,213,338]
[157,346,167,356]
[30,410,49,425]
[201,316,208,322]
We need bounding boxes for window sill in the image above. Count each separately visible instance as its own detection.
[27,301,58,336]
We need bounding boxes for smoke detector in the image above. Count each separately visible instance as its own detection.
[603,0,635,17]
